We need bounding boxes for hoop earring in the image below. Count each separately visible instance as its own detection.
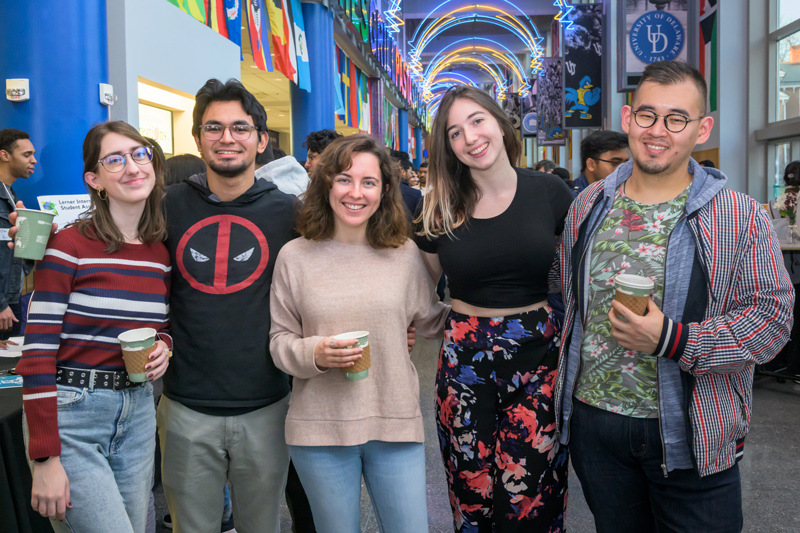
[97,188,107,201]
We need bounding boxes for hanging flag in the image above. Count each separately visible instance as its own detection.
[341,54,352,126]
[246,0,273,71]
[266,0,297,80]
[283,0,299,85]
[699,0,718,112]
[334,47,346,117]
[168,0,207,23]
[224,0,242,58]
[208,0,228,37]
[359,71,370,133]
[289,0,311,91]
[349,60,359,128]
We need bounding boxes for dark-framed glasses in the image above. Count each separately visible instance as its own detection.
[632,110,704,133]
[98,146,153,173]
[593,157,629,168]
[200,124,258,141]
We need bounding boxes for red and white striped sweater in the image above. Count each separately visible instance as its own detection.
[16,226,171,460]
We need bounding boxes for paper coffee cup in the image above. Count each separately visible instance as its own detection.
[117,327,157,382]
[334,331,370,381]
[14,208,56,260]
[614,274,654,318]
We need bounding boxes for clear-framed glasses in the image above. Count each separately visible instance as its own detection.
[97,146,153,173]
[632,110,704,133]
[200,124,258,141]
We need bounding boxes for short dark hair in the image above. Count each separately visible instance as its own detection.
[419,161,428,169]
[635,60,708,115]
[535,159,556,172]
[698,159,716,168]
[255,143,275,167]
[0,128,30,154]
[580,131,629,171]
[165,154,206,186]
[552,167,571,182]
[303,129,342,154]
[785,161,800,188]
[192,79,267,138]
[273,148,286,159]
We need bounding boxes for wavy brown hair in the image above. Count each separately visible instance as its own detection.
[76,121,167,252]
[297,134,408,248]
[419,86,521,238]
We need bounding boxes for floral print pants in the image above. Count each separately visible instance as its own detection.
[436,308,568,532]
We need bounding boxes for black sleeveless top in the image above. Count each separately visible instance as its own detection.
[415,168,573,308]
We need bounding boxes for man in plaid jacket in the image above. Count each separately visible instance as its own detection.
[554,61,794,532]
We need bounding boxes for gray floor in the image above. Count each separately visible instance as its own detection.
[154,334,800,532]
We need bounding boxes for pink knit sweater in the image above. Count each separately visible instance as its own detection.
[269,238,449,446]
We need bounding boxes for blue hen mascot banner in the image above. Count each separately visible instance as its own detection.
[563,4,603,129]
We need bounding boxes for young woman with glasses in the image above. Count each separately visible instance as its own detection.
[16,121,172,532]
[416,86,574,532]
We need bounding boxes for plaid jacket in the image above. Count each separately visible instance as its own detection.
[553,160,794,477]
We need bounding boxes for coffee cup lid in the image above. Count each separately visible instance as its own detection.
[614,274,654,290]
[333,331,369,340]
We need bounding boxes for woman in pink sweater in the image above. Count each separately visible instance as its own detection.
[269,134,448,533]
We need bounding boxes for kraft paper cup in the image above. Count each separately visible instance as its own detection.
[117,327,157,382]
[334,331,370,381]
[13,208,56,260]
[614,274,655,319]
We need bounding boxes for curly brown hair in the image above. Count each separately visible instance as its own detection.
[297,134,408,248]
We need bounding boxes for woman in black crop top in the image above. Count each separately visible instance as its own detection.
[416,86,573,532]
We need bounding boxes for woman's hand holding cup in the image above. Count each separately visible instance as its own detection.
[315,336,362,369]
[7,201,59,250]
[144,340,170,381]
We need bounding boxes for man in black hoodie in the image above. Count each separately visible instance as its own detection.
[157,79,296,533]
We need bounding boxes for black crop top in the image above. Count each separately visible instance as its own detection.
[415,169,574,308]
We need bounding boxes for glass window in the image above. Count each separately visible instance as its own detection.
[779,0,800,29]
[774,141,791,199]
[778,30,800,122]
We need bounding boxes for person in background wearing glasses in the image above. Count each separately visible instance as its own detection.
[569,130,629,197]
[0,129,36,340]
[156,78,297,533]
[15,121,172,531]
[554,60,793,532]
[303,129,342,175]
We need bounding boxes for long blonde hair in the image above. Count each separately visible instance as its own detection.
[418,86,521,238]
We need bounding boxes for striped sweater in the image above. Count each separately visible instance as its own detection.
[16,226,171,460]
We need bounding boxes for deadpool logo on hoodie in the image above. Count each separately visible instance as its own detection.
[176,215,269,294]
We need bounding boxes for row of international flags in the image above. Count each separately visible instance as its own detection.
[167,0,311,92]
[335,46,370,132]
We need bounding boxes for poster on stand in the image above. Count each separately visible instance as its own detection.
[503,93,522,132]
[618,0,698,91]
[563,4,603,129]
[537,58,566,146]
[38,195,91,232]
[521,84,537,137]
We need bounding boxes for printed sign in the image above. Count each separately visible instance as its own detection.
[629,11,684,64]
[563,4,603,129]
[38,195,91,232]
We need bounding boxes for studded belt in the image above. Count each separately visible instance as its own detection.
[56,367,144,391]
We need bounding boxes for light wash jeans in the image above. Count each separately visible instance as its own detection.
[290,441,429,533]
[23,381,156,533]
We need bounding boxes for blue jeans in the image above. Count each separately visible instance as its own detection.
[290,441,428,533]
[23,382,156,533]
[570,400,743,533]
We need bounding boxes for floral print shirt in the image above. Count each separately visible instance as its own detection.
[574,184,690,418]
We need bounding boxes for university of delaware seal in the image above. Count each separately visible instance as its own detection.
[629,10,684,63]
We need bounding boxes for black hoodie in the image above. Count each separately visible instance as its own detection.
[162,174,295,415]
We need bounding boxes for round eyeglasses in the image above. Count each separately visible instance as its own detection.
[632,110,704,133]
[200,124,258,141]
[97,146,153,173]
